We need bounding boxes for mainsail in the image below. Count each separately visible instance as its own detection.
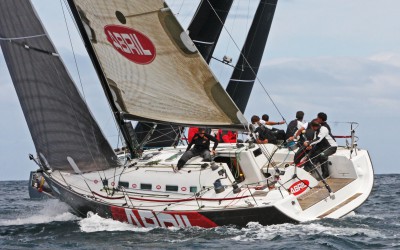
[226,0,278,113]
[67,0,245,129]
[135,0,234,148]
[0,0,120,173]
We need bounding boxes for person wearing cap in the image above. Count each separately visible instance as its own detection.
[176,128,218,170]
[303,120,338,179]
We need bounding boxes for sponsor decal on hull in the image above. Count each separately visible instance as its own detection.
[105,25,156,64]
[289,180,309,196]
[111,207,217,228]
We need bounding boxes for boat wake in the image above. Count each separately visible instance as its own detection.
[0,199,77,226]
[230,220,381,242]
[78,212,152,233]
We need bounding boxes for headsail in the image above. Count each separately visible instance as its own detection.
[67,0,245,128]
[226,0,278,113]
[0,0,120,173]
[188,0,234,63]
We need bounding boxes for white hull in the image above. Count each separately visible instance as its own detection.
[44,143,374,227]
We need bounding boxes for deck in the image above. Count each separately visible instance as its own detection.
[297,178,355,210]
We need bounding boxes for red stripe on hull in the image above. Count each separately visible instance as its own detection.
[111,206,218,228]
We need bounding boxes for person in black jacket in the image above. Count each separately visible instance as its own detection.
[250,115,277,144]
[285,111,305,140]
[176,128,218,170]
[261,114,286,141]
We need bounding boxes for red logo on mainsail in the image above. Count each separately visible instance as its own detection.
[104,25,156,64]
[289,180,309,196]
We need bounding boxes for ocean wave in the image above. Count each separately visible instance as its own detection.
[0,199,77,226]
[231,221,381,241]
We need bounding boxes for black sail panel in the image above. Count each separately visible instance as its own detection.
[135,123,184,148]
[0,0,120,173]
[226,0,278,113]
[188,0,234,63]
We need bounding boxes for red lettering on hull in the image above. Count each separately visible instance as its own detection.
[111,206,217,228]
[104,25,156,64]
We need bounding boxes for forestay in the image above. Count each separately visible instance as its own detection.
[69,0,246,127]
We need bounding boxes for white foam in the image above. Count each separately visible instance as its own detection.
[78,212,152,233]
[0,199,77,226]
[344,211,383,220]
[231,221,381,241]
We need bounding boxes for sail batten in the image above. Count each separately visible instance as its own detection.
[68,0,244,127]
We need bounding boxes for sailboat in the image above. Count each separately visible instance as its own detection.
[0,0,374,227]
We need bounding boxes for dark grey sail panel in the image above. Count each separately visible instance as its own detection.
[0,0,120,173]
[226,0,278,113]
[188,0,234,63]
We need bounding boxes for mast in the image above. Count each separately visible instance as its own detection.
[226,0,278,113]
[65,0,135,155]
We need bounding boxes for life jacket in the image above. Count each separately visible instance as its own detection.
[188,127,198,143]
[222,131,237,143]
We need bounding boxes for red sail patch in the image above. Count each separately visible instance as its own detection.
[289,180,310,196]
[104,25,156,64]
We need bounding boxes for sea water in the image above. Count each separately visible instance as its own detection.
[0,175,399,249]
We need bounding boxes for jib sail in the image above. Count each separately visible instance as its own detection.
[0,0,120,173]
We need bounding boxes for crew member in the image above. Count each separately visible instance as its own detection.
[286,111,305,139]
[261,114,286,141]
[176,128,218,170]
[304,120,338,178]
[250,115,277,144]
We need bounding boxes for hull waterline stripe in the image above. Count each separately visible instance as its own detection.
[92,191,249,203]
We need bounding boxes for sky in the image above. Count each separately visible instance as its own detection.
[0,0,399,180]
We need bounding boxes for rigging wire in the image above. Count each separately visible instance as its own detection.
[174,0,185,15]
[215,0,241,79]
[61,0,127,149]
[59,0,86,100]
[176,0,200,25]
[206,0,286,121]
